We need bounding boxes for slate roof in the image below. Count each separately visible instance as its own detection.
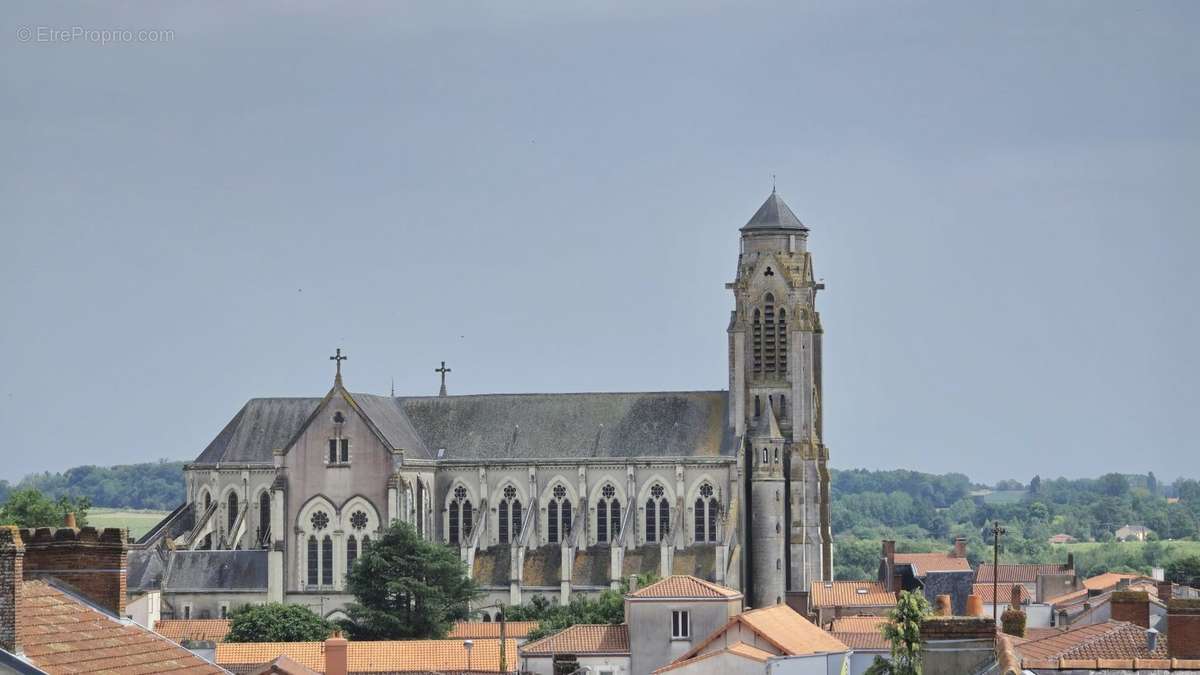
[216,639,518,674]
[191,390,733,465]
[18,579,224,674]
[164,550,268,591]
[741,190,807,232]
[810,580,895,608]
[155,619,232,643]
[400,392,733,460]
[629,575,741,600]
[193,397,321,465]
[519,624,630,656]
[127,547,167,592]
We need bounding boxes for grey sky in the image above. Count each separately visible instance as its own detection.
[2,1,1196,484]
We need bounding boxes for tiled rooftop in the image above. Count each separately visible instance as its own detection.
[629,575,741,600]
[155,619,232,644]
[831,631,889,650]
[447,620,539,640]
[519,624,629,656]
[653,641,774,673]
[976,562,1073,584]
[894,552,971,575]
[1016,621,1168,662]
[18,579,224,674]
[216,638,518,673]
[828,616,887,633]
[971,582,1031,604]
[810,580,895,608]
[1082,572,1140,592]
[736,605,849,656]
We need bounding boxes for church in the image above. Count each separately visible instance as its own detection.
[129,190,833,621]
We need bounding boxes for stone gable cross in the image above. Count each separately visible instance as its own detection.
[435,361,451,397]
[330,348,348,380]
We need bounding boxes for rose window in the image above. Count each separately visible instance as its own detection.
[601,484,615,499]
[310,511,329,531]
[700,483,713,499]
[350,510,368,530]
[553,484,566,500]
[650,484,664,500]
[504,485,517,500]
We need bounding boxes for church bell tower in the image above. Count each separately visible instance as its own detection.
[727,189,832,608]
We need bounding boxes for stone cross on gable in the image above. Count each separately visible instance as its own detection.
[330,348,348,382]
[435,361,451,397]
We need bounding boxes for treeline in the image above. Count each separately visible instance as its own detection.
[830,468,1200,580]
[0,460,187,511]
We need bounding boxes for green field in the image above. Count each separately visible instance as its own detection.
[87,508,169,539]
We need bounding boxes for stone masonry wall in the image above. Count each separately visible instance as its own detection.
[19,526,127,616]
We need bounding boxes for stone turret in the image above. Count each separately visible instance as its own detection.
[748,405,786,608]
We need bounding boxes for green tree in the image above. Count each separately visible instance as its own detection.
[0,488,90,528]
[1166,555,1200,586]
[865,590,930,675]
[504,576,650,641]
[225,603,333,643]
[341,521,480,640]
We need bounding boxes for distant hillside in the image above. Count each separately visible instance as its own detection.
[7,460,187,511]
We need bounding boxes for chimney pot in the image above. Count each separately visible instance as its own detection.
[325,630,349,675]
[935,594,952,616]
[64,513,77,529]
[954,536,967,559]
[1158,581,1173,602]
[1146,628,1159,653]
[965,594,984,617]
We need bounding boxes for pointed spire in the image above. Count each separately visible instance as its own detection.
[752,402,783,439]
[741,189,808,232]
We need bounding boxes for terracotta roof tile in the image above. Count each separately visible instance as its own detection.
[155,619,232,643]
[652,642,774,673]
[828,616,888,633]
[736,605,849,656]
[1082,572,1139,592]
[17,580,224,674]
[976,563,1073,584]
[520,624,629,656]
[809,580,895,608]
[447,621,539,640]
[831,632,889,650]
[894,552,971,575]
[1015,621,1168,662]
[629,575,742,600]
[217,638,519,673]
[971,582,1031,604]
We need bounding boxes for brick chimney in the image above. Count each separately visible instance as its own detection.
[19,526,128,616]
[920,617,996,675]
[1111,590,1150,629]
[1168,598,1200,660]
[0,527,24,655]
[1010,584,1023,609]
[325,631,348,675]
[953,536,967,559]
[1157,581,1173,603]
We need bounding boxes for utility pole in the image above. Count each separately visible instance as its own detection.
[991,521,1006,625]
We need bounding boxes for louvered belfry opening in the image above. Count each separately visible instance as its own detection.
[753,294,787,379]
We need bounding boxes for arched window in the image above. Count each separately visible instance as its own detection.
[752,308,763,373]
[481,613,491,623]
[763,293,778,374]
[227,492,239,531]
[762,448,769,464]
[646,484,669,543]
[321,535,333,586]
[547,484,572,544]
[258,491,271,547]
[449,485,473,545]
[694,483,720,543]
[774,448,780,463]
[361,535,370,552]
[416,482,425,537]
[779,394,786,418]
[307,536,318,586]
[347,534,358,571]
[778,308,788,373]
[498,485,519,545]
[203,491,212,511]
[596,484,621,544]
[754,395,761,417]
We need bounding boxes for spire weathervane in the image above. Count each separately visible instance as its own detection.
[330,348,348,384]
[435,361,451,397]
